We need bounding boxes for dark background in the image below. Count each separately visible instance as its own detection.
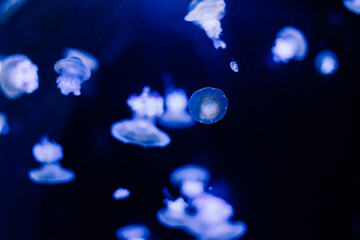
[0,0,359,239]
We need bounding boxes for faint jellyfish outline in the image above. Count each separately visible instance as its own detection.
[188,87,228,124]
[343,0,360,14]
[0,54,39,99]
[184,0,227,49]
[63,47,99,72]
[271,26,308,63]
[314,50,339,75]
[28,136,75,185]
[113,187,131,200]
[116,224,151,240]
[0,112,10,135]
[230,60,239,72]
[54,56,91,96]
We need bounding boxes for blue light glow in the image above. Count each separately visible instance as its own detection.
[188,87,228,124]
[113,187,131,200]
[116,224,151,240]
[0,113,10,135]
[63,48,99,72]
[230,60,238,72]
[314,50,339,75]
[344,0,360,14]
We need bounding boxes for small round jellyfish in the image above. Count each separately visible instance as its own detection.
[0,54,39,99]
[344,0,360,15]
[113,187,131,200]
[271,26,308,63]
[54,57,91,96]
[28,136,75,185]
[230,60,238,72]
[188,87,228,124]
[116,224,151,240]
[314,50,339,75]
[63,48,99,72]
[0,112,10,135]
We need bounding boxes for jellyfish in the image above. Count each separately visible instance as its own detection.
[54,57,91,96]
[230,60,238,72]
[344,0,360,14]
[28,136,75,185]
[188,87,228,124]
[116,224,151,240]
[63,48,99,72]
[0,54,39,99]
[314,50,339,75]
[271,27,308,63]
[111,86,171,148]
[184,0,227,49]
[113,187,131,200]
[0,112,10,135]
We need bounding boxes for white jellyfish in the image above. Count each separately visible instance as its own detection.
[230,60,238,72]
[344,0,360,14]
[113,187,131,200]
[271,26,308,63]
[0,112,10,135]
[63,48,99,72]
[28,136,75,185]
[116,224,151,240]
[188,87,228,124]
[184,0,227,49]
[0,54,39,99]
[111,86,171,148]
[314,50,339,75]
[54,57,91,96]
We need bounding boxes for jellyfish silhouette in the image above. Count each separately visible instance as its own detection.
[0,54,39,99]
[230,60,238,72]
[63,48,99,72]
[113,187,131,200]
[344,0,360,14]
[271,26,308,63]
[314,50,339,75]
[111,86,171,148]
[28,136,75,185]
[0,112,10,135]
[116,224,151,240]
[54,57,91,96]
[185,0,227,49]
[188,87,228,124]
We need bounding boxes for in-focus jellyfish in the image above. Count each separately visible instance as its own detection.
[113,187,131,200]
[28,136,75,185]
[63,48,99,72]
[344,0,360,14]
[116,224,151,240]
[54,57,91,96]
[0,54,39,99]
[230,60,238,72]
[111,86,171,148]
[271,27,308,63]
[314,50,339,75]
[188,87,228,124]
[184,0,227,49]
[0,112,10,135]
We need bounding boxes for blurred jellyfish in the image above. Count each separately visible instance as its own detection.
[271,27,308,63]
[188,87,228,124]
[63,48,99,72]
[230,60,238,72]
[28,136,75,185]
[0,112,10,135]
[185,0,227,49]
[0,54,39,99]
[314,50,339,75]
[113,187,131,200]
[344,0,360,14]
[116,224,151,240]
[54,57,91,96]
[111,86,171,148]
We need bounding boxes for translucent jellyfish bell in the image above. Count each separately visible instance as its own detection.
[63,48,99,72]
[188,87,228,124]
[185,0,227,49]
[0,54,39,99]
[32,136,63,163]
[230,60,238,72]
[0,112,10,135]
[54,57,91,96]
[314,50,339,75]
[113,187,131,200]
[271,27,308,63]
[116,224,151,240]
[344,0,360,14]
[111,87,171,148]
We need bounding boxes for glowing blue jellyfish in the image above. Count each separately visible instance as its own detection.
[111,86,171,148]
[113,187,131,200]
[230,60,238,72]
[63,48,99,72]
[116,224,151,240]
[0,54,39,99]
[188,87,228,124]
[54,57,91,96]
[28,136,75,185]
[271,27,308,63]
[185,0,227,49]
[314,50,339,75]
[344,0,360,14]
[0,113,10,135]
